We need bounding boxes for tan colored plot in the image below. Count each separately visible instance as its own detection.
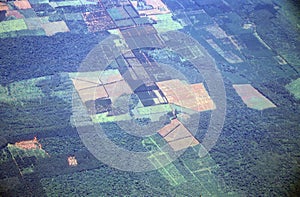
[15,137,41,150]
[164,125,192,142]
[77,86,108,103]
[168,136,198,151]
[233,84,276,110]
[14,0,32,9]
[71,78,98,91]
[158,119,199,151]
[42,21,70,36]
[104,80,132,99]
[158,119,180,137]
[74,76,100,84]
[99,72,123,84]
[191,84,215,111]
[156,79,215,112]
[71,70,132,103]
[0,3,9,11]
[6,10,24,19]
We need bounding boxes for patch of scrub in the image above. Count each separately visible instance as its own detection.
[0,77,46,103]
[0,19,27,34]
[153,13,183,33]
[91,112,131,123]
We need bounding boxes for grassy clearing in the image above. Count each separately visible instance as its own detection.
[91,112,131,123]
[153,13,183,33]
[286,78,300,100]
[137,104,172,115]
[0,19,27,34]
[0,77,45,103]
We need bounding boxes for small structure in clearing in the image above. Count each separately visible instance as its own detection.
[68,156,78,167]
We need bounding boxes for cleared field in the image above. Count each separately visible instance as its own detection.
[14,0,32,9]
[137,104,172,115]
[0,19,27,34]
[71,70,132,104]
[42,21,70,36]
[233,84,276,110]
[0,2,9,11]
[156,79,215,112]
[158,119,199,151]
[6,10,24,19]
[76,86,108,103]
[104,80,132,100]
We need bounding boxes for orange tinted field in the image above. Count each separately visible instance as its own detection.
[14,0,32,9]
[158,119,199,151]
[0,3,9,11]
[6,10,24,19]
[156,79,215,112]
[15,137,42,150]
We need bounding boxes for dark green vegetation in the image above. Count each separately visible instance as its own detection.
[161,0,300,195]
[0,32,108,85]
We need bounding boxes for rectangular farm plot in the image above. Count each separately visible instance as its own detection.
[42,21,70,36]
[71,70,132,104]
[0,2,9,11]
[76,86,108,103]
[158,119,199,151]
[0,19,27,34]
[72,78,98,91]
[124,5,138,18]
[104,80,133,99]
[120,25,164,49]
[233,84,276,110]
[82,11,115,32]
[99,69,124,84]
[107,7,130,21]
[14,0,32,9]
[156,79,215,112]
[5,10,24,19]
